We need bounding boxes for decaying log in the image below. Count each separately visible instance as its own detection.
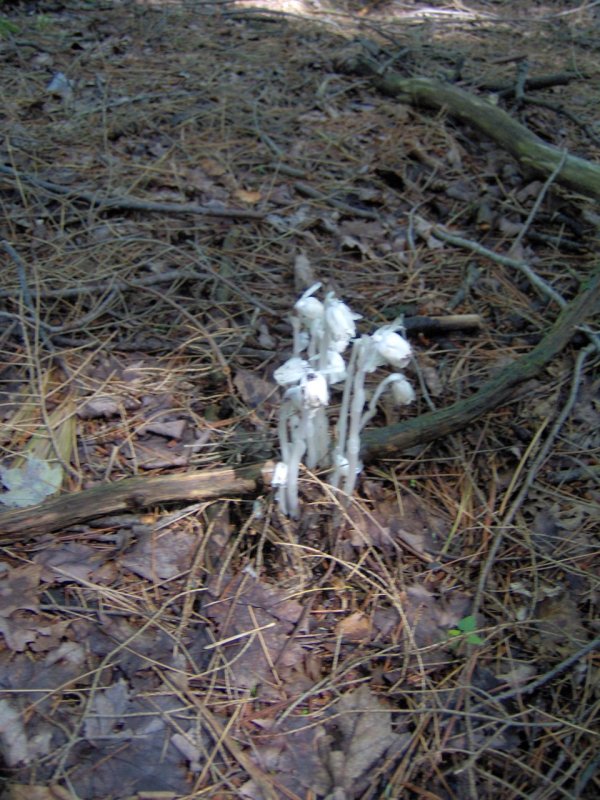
[344,55,600,200]
[0,463,268,541]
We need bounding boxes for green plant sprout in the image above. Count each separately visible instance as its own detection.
[447,615,485,646]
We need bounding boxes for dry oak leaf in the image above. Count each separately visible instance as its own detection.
[0,565,42,617]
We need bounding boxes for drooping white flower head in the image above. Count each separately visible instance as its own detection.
[295,295,324,321]
[295,282,324,321]
[389,373,416,406]
[300,370,329,409]
[274,357,309,386]
[372,326,412,369]
[324,293,361,347]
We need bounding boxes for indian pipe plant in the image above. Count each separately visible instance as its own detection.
[272,283,415,518]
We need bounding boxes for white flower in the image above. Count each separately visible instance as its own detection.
[324,350,347,384]
[274,357,308,386]
[329,335,352,354]
[372,327,412,368]
[271,461,289,487]
[324,294,360,344]
[300,370,329,409]
[295,296,324,321]
[389,373,415,405]
[295,282,323,320]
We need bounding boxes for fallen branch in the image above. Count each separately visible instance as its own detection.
[476,72,583,96]
[1,271,597,540]
[0,463,269,541]
[0,164,265,220]
[361,266,600,457]
[341,55,600,200]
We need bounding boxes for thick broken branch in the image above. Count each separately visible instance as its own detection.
[345,56,600,200]
[0,463,268,541]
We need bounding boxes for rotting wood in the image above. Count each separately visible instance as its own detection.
[0,463,268,541]
[342,55,600,200]
[0,272,597,542]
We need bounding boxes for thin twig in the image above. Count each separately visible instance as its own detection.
[473,342,597,613]
[0,164,265,220]
[431,226,567,308]
[509,149,568,255]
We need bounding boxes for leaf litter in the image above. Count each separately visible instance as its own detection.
[1,1,599,798]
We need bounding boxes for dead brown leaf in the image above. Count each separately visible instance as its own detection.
[121,528,197,581]
[319,685,409,798]
[205,573,305,691]
[234,368,276,412]
[335,611,371,643]
[0,564,42,617]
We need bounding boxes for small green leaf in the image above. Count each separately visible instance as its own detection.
[466,633,485,646]
[457,615,477,633]
[447,616,485,646]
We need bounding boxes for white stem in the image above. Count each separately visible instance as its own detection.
[292,315,304,357]
[278,399,293,464]
[343,338,368,496]
[359,374,397,430]
[317,324,331,372]
[305,412,317,469]
[331,341,358,488]
[305,405,329,468]
[286,413,307,519]
[276,483,288,516]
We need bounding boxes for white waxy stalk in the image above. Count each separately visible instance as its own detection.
[342,337,369,496]
[331,340,358,488]
[324,349,347,385]
[291,316,306,357]
[286,414,307,519]
[271,460,289,515]
[306,405,329,469]
[300,370,329,468]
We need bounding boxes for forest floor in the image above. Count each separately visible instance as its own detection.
[0,1,599,799]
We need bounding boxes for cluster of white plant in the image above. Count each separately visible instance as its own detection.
[272,283,415,517]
